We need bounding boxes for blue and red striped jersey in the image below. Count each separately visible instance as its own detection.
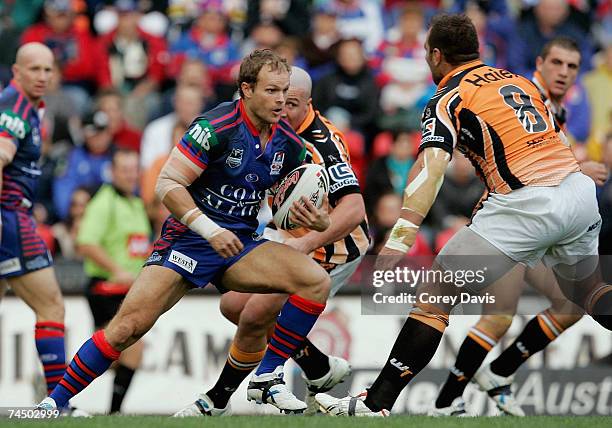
[0,81,44,211]
[177,99,306,234]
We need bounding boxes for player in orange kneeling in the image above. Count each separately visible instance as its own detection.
[315,14,611,417]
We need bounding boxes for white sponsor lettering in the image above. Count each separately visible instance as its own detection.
[188,123,212,150]
[0,257,21,275]
[0,112,26,139]
[390,358,413,377]
[168,250,197,274]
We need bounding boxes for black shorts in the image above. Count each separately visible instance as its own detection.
[86,278,128,328]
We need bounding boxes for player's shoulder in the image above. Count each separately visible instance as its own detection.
[184,101,240,149]
[300,110,339,141]
[0,85,32,140]
[201,101,241,132]
[277,119,305,149]
[301,111,349,159]
[458,64,540,97]
[0,85,24,114]
[425,76,464,113]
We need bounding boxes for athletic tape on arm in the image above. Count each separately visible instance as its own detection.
[155,147,203,201]
[156,147,226,240]
[385,147,450,253]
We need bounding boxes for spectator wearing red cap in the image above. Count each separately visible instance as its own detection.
[99,0,168,129]
[21,0,112,112]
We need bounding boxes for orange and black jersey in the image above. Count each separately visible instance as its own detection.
[419,60,579,194]
[292,105,370,265]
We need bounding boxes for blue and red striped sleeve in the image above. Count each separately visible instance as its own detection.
[176,117,220,170]
[0,96,27,148]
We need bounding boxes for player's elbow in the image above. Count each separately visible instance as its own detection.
[423,147,451,177]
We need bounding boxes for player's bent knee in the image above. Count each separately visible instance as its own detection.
[107,313,155,349]
[239,306,275,333]
[220,299,243,325]
[295,268,330,302]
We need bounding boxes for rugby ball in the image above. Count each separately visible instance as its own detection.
[272,164,329,230]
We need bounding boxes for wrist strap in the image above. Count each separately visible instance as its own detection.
[385,218,418,253]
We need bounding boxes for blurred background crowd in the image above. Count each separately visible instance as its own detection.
[0,0,610,291]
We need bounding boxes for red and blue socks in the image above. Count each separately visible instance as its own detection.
[50,330,121,408]
[255,295,325,375]
[35,321,67,395]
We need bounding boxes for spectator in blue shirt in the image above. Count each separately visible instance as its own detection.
[53,110,114,220]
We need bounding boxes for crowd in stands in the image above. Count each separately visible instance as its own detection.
[0,0,610,283]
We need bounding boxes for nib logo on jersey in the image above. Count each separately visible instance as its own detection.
[200,184,265,218]
[0,110,30,139]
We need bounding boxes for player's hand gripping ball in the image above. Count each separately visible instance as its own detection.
[272,164,329,230]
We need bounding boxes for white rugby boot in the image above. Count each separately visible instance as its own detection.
[473,364,525,416]
[303,356,352,415]
[247,366,307,414]
[315,392,390,417]
[428,397,472,417]
[173,393,231,417]
[36,397,57,412]
[35,397,90,418]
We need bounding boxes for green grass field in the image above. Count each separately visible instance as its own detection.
[1,416,611,428]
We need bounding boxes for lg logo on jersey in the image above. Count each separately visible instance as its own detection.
[328,163,358,193]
